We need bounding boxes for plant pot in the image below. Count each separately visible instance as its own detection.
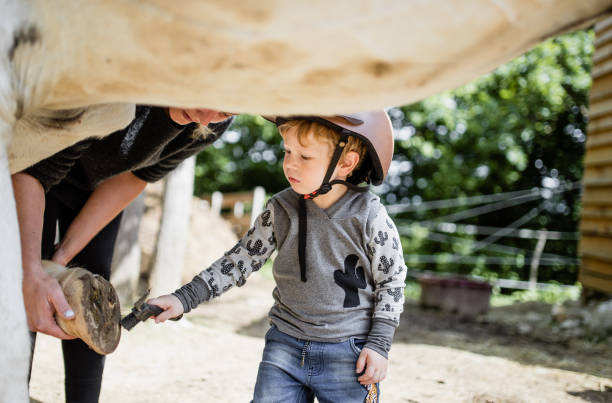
[418,275,492,318]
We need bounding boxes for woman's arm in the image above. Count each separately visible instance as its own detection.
[52,171,147,266]
[12,172,76,339]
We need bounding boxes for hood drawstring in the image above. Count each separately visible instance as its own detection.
[297,133,368,282]
[298,197,308,281]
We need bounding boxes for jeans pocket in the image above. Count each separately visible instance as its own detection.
[348,337,366,356]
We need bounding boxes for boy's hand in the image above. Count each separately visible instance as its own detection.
[147,295,184,323]
[356,347,388,385]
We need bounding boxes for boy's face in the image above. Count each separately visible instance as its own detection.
[282,128,333,195]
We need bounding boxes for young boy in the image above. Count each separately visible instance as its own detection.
[149,111,407,403]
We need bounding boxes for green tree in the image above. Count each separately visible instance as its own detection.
[388,30,592,283]
[194,115,285,195]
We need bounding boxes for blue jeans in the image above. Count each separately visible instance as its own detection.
[252,326,380,403]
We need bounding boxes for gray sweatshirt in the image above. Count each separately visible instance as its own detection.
[174,188,407,358]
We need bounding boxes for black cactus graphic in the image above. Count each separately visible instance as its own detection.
[236,260,247,286]
[378,277,394,288]
[378,256,394,274]
[207,276,220,298]
[387,287,403,302]
[251,260,263,272]
[367,243,376,257]
[246,239,268,256]
[392,238,399,251]
[261,210,272,227]
[227,243,241,255]
[334,255,367,308]
[220,259,234,276]
[374,231,388,246]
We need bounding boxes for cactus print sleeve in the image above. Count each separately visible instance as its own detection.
[364,206,407,357]
[173,203,276,313]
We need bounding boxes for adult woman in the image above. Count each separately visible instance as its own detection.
[12,106,232,403]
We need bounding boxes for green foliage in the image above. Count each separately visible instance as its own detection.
[194,115,286,195]
[387,30,593,284]
[490,284,581,307]
[258,259,275,280]
[404,281,580,306]
[403,280,421,301]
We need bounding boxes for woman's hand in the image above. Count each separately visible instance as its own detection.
[147,294,185,323]
[356,347,388,385]
[22,267,76,339]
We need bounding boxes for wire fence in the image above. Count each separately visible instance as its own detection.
[387,181,582,289]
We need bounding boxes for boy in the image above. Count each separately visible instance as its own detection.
[150,111,406,402]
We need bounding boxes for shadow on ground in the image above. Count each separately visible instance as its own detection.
[236,316,270,339]
[235,300,611,379]
[392,300,611,378]
[566,386,612,403]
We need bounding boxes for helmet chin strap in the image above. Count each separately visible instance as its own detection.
[297,133,369,282]
[302,133,349,200]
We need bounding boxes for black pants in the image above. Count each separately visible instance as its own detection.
[30,185,123,403]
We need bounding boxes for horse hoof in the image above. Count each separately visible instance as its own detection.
[42,261,121,355]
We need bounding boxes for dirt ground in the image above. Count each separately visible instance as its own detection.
[29,192,612,402]
[29,270,612,403]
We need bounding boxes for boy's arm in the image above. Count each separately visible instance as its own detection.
[172,202,277,313]
[365,207,407,359]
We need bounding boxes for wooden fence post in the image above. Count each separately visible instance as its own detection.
[149,156,195,297]
[529,230,548,291]
[251,186,266,226]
